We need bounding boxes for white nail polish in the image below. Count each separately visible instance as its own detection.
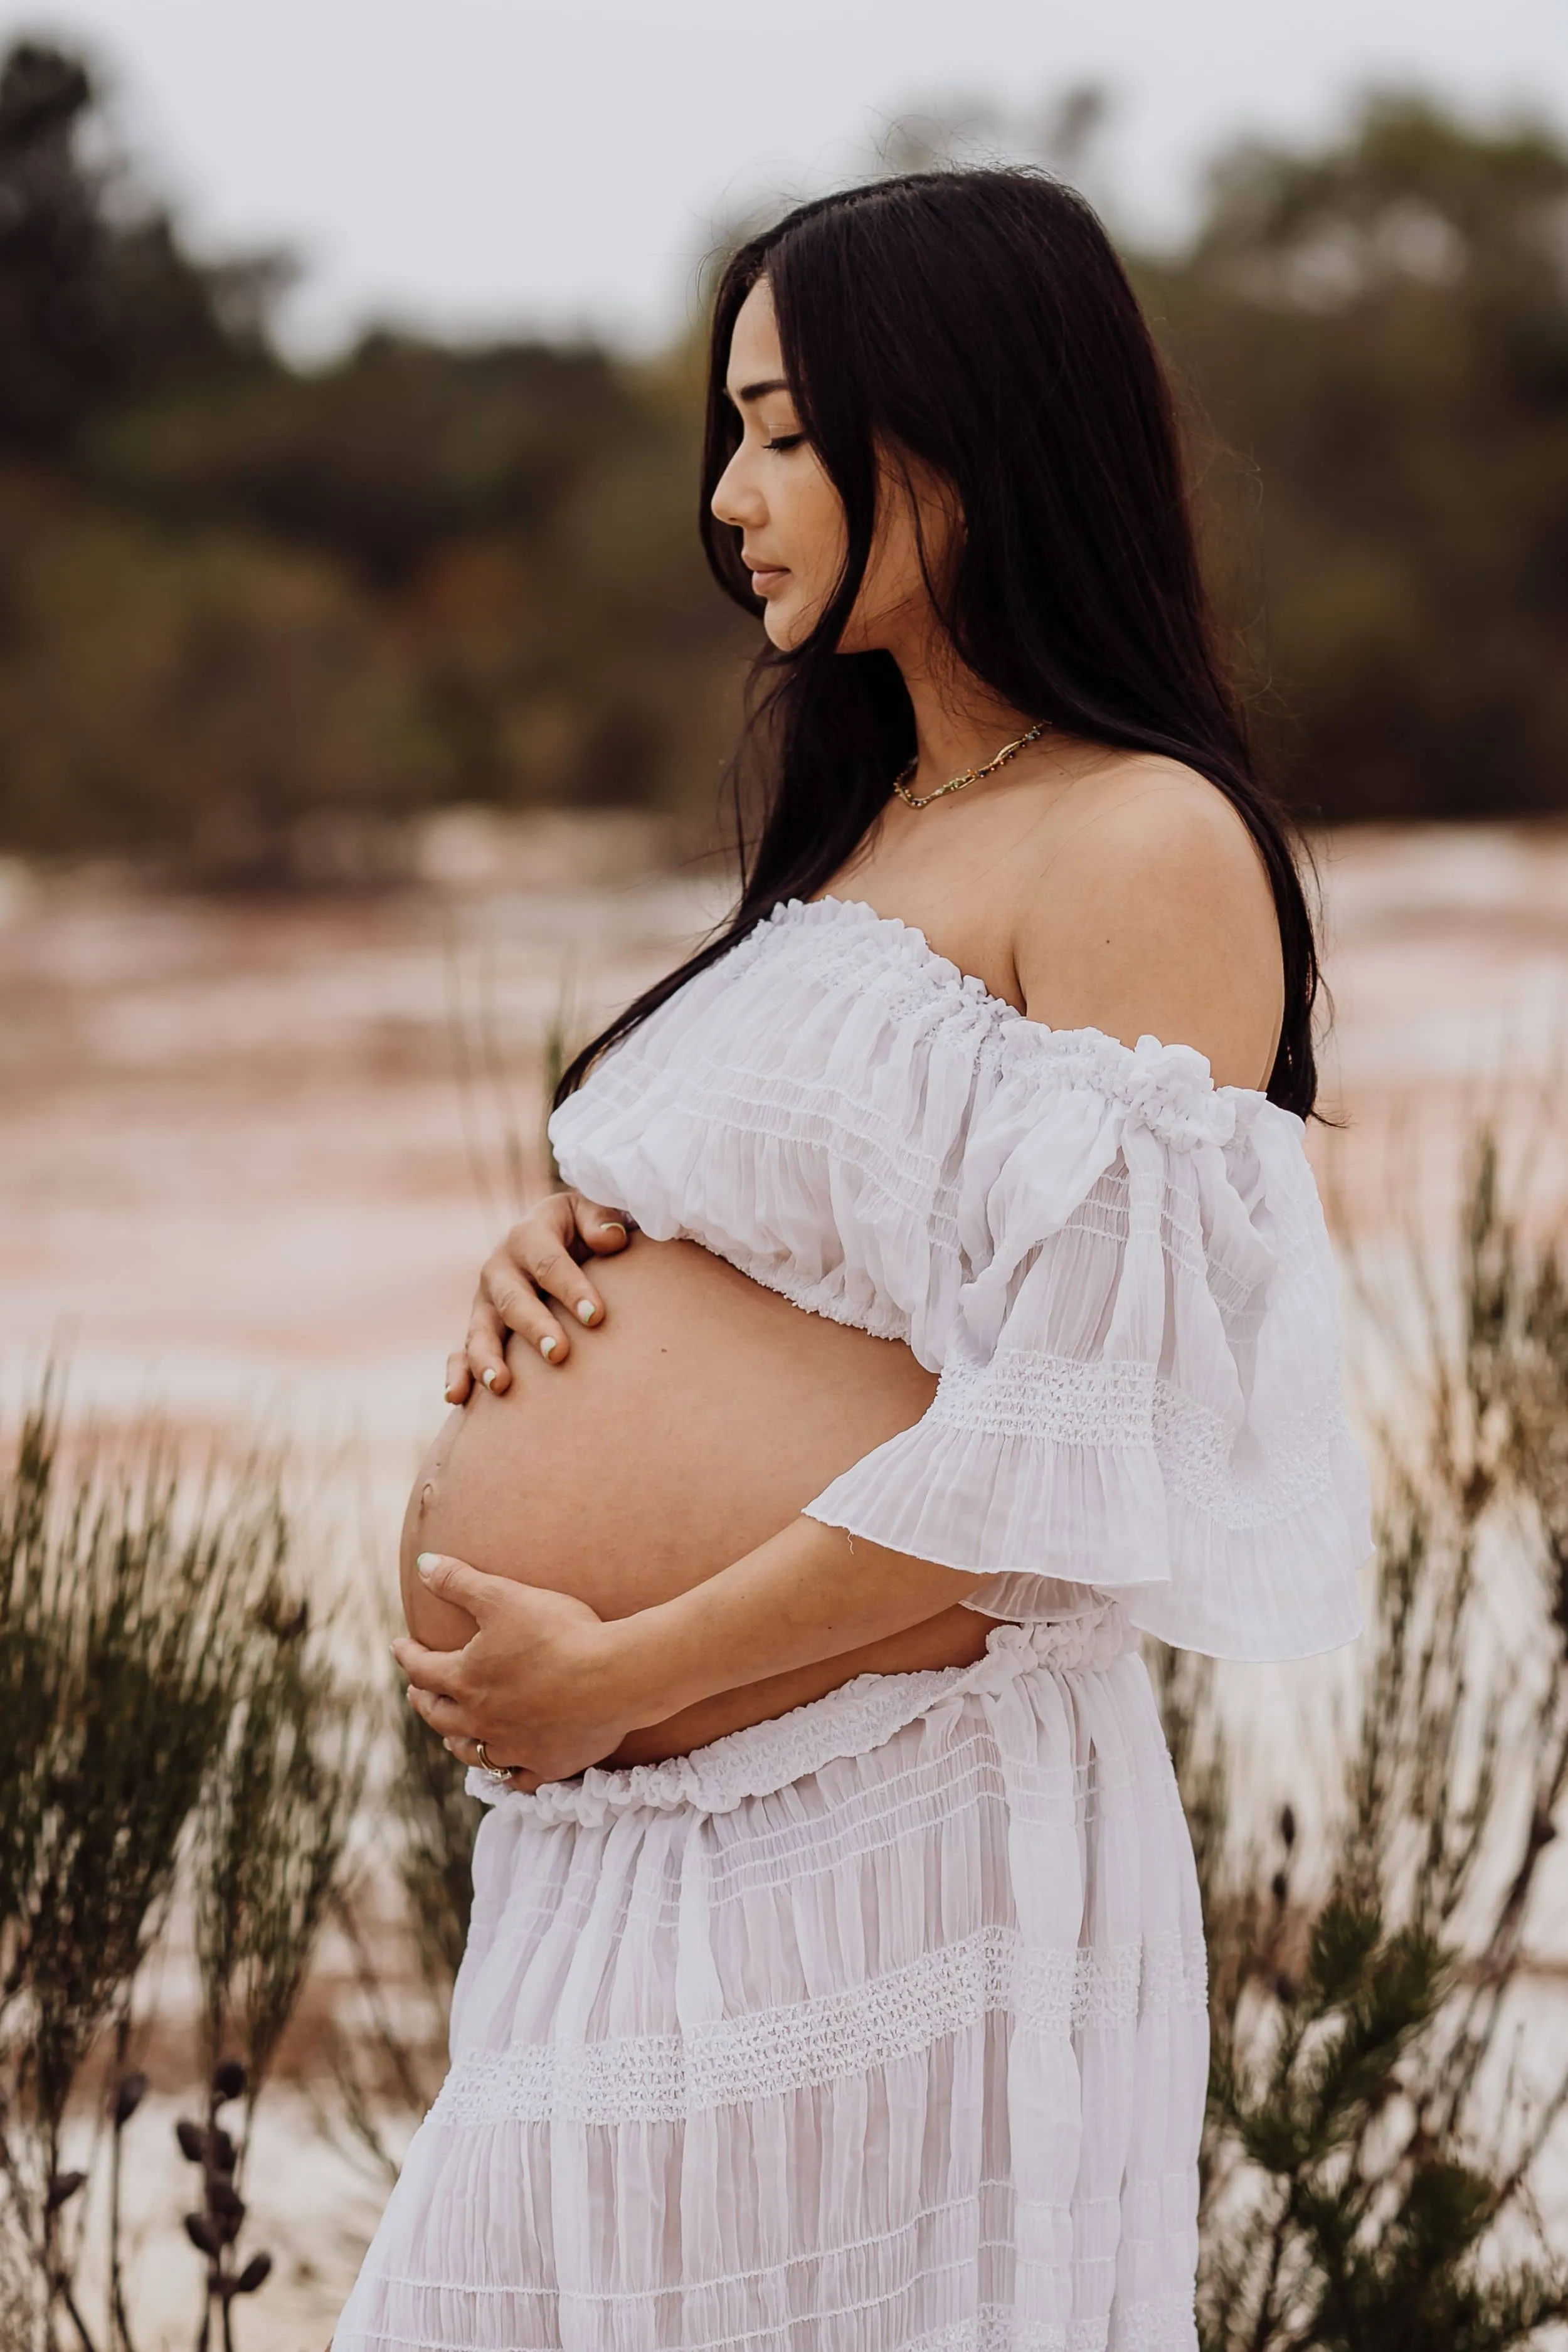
[540,1335,559,1361]
[482,1367,497,1391]
[576,1299,597,1325]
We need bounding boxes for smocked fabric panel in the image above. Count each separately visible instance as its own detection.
[334,1621,1207,2352]
[547,894,1369,1662]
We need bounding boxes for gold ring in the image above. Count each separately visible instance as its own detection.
[474,1740,516,1781]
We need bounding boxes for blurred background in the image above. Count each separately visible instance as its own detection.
[4,4,1568,2344]
[3,0,1567,1435]
[1,0,1566,876]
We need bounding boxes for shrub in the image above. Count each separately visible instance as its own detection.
[1159,1136,1568,2349]
[0,1384,366,2351]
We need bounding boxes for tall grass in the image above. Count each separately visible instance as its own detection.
[444,929,585,1219]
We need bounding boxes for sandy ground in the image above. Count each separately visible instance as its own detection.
[8,822,1568,1429]
[5,817,1568,2344]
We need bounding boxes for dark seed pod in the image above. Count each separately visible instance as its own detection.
[233,2252,273,2296]
[209,2125,238,2175]
[211,2059,246,2103]
[114,2072,149,2126]
[46,2171,87,2212]
[184,2212,223,2257]
[1280,1804,1298,1850]
[1270,1869,1289,1908]
[209,2178,245,2221]
[176,2119,207,2164]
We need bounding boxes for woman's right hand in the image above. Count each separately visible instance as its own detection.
[444,1190,632,1402]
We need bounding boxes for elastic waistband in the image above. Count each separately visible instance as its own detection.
[469,1601,1133,1828]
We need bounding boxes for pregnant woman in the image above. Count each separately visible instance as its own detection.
[336,169,1368,2351]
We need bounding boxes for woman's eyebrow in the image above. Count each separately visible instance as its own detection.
[728,377,792,405]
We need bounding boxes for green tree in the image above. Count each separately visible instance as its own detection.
[1147,93,1568,820]
[4,46,1564,868]
[0,41,278,464]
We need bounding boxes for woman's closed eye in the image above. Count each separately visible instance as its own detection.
[763,433,807,454]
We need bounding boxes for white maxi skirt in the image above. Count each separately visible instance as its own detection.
[335,1605,1208,2352]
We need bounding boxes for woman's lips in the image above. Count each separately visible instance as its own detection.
[747,563,790,596]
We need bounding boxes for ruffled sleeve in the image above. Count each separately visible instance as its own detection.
[802,1029,1370,1662]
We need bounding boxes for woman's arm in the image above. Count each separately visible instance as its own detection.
[396,1519,979,1786]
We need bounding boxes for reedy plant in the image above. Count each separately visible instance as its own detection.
[0,1384,363,2352]
[390,1687,477,1996]
[1160,1135,1568,2351]
[186,1586,366,2348]
[322,1674,477,2185]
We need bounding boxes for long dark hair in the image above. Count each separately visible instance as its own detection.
[557,167,1322,1116]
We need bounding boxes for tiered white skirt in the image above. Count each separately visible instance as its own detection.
[335,1605,1208,2352]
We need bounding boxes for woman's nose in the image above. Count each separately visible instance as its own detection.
[711,451,763,531]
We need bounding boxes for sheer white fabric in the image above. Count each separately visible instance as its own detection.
[549,895,1370,1661]
[336,893,1367,2349]
[334,1611,1210,2352]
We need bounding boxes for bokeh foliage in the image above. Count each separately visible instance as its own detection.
[1,41,1565,879]
[0,40,750,885]
[1143,95,1568,824]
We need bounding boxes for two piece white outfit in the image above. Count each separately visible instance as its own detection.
[337,894,1369,2352]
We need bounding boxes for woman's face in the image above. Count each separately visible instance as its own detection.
[709,278,956,659]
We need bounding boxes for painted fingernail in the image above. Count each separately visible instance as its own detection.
[576,1299,598,1325]
[416,1552,438,1576]
[540,1335,559,1361]
[600,1221,627,1241]
[443,1384,458,1402]
[482,1367,498,1391]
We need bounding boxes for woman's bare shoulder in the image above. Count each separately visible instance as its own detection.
[1010,755,1285,1089]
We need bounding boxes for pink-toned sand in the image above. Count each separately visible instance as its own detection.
[4,822,1565,1451]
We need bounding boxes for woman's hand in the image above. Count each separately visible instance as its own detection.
[445,1190,632,1402]
[396,1527,987,1792]
[394,1552,641,1787]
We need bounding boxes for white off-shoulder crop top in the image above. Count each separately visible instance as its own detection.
[548,894,1370,1662]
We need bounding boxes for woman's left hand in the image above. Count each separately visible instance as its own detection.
[393,1554,637,1789]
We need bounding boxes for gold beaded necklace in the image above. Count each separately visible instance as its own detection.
[893,720,1047,812]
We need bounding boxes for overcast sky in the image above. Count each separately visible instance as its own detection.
[6,0,1567,354]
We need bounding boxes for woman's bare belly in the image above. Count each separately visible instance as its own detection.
[401,1233,993,1767]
